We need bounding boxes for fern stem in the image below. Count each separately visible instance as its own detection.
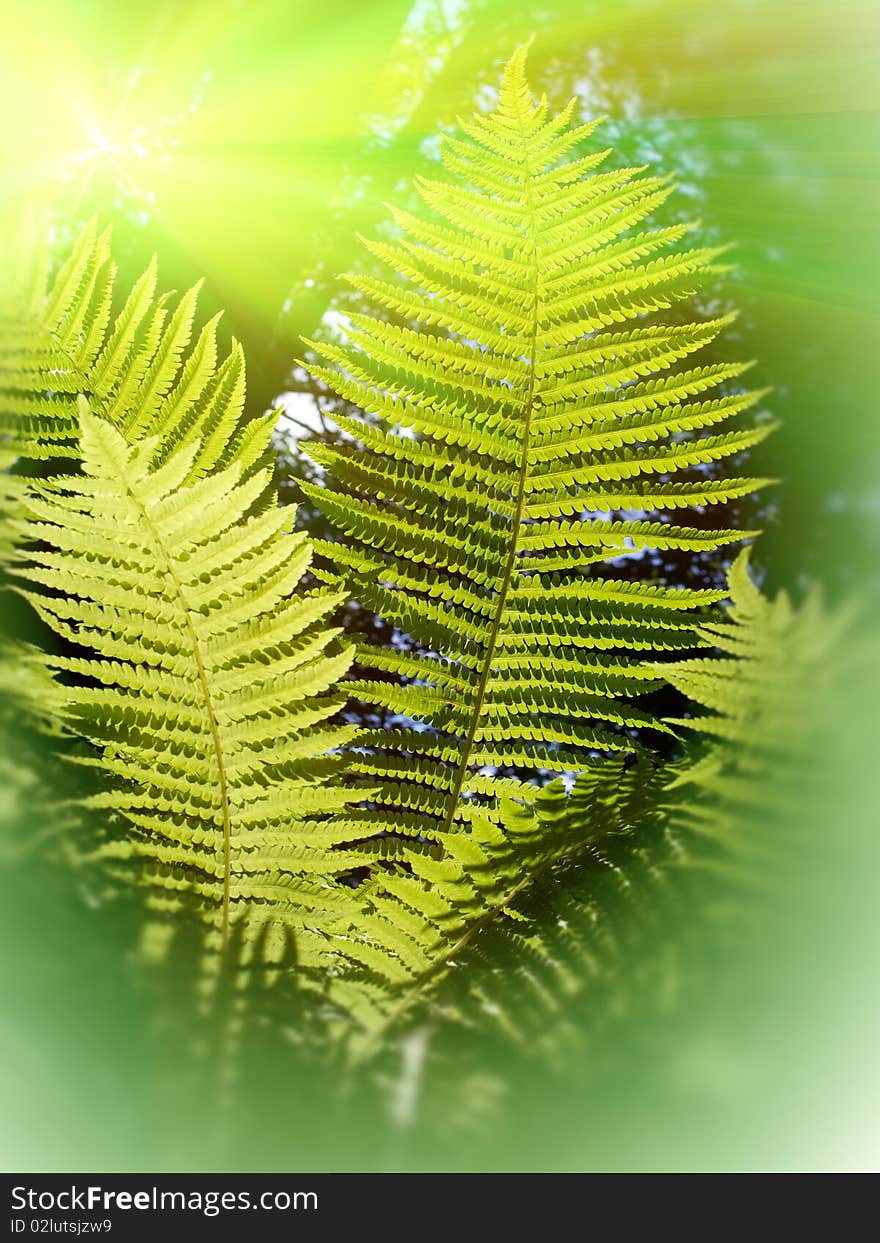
[437,100,541,836]
[23,290,240,943]
[127,491,234,949]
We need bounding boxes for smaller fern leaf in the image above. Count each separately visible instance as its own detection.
[659,548,857,880]
[419,785,672,1071]
[13,400,358,983]
[1,219,113,460]
[1,221,268,484]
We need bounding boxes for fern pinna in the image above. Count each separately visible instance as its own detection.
[3,231,358,984]
[302,51,772,854]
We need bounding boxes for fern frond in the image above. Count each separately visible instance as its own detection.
[304,43,771,847]
[0,220,266,483]
[422,777,673,1065]
[11,402,358,981]
[660,548,854,867]
[2,222,361,984]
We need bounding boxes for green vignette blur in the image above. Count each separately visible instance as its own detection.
[1,0,878,1173]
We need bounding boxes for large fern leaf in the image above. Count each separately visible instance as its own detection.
[302,43,774,853]
[291,44,778,1048]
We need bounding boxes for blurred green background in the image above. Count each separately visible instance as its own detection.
[1,0,878,1171]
